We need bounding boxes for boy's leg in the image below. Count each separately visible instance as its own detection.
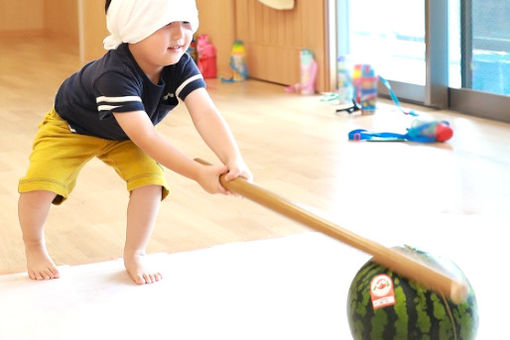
[98,140,169,285]
[18,190,59,280]
[19,109,104,280]
[124,185,163,285]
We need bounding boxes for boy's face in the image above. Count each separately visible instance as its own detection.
[133,21,193,68]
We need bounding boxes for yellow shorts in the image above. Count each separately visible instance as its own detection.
[18,109,170,205]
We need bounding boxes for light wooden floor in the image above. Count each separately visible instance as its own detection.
[1,35,509,277]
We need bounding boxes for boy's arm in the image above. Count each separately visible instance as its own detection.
[184,88,252,182]
[113,110,228,194]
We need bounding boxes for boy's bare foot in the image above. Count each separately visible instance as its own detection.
[24,242,60,280]
[123,252,163,285]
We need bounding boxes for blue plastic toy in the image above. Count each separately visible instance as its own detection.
[348,119,453,143]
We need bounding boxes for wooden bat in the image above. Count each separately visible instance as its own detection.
[195,158,468,303]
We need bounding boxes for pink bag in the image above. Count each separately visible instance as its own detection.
[196,34,217,79]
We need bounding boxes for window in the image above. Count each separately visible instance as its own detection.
[346,0,425,86]
[337,0,510,122]
[463,0,510,95]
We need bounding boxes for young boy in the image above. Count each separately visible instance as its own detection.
[18,0,252,285]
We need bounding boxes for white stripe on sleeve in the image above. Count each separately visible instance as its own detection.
[175,74,203,98]
[96,96,142,103]
[98,105,122,111]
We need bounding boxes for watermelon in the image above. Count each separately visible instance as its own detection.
[347,246,478,340]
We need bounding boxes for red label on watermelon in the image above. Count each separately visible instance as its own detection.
[370,274,396,310]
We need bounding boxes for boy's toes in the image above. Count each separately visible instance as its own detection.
[135,274,146,285]
[43,269,54,279]
[124,255,163,285]
[38,271,49,280]
[49,267,60,278]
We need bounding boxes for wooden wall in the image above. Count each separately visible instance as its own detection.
[44,0,79,41]
[197,0,331,92]
[78,0,108,63]
[235,0,329,91]
[0,0,78,42]
[0,0,44,34]
[0,0,332,92]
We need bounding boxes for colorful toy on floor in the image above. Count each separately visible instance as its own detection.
[348,119,454,143]
[351,64,362,105]
[337,65,418,117]
[353,64,378,115]
[285,49,318,95]
[347,245,478,340]
[220,40,249,83]
[336,62,379,115]
[342,67,454,143]
[196,34,217,79]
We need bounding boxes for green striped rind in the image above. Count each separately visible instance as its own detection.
[347,247,479,340]
[393,284,408,338]
[348,262,381,338]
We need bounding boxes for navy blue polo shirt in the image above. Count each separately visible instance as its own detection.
[54,43,205,140]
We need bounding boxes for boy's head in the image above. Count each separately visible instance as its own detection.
[104,0,199,50]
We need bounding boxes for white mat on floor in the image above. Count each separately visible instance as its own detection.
[0,233,364,340]
[0,218,505,340]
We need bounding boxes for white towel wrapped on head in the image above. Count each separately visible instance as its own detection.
[104,0,199,50]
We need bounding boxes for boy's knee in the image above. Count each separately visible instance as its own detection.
[18,179,70,205]
[19,190,60,206]
[131,184,162,194]
[130,185,168,201]
[125,171,169,201]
